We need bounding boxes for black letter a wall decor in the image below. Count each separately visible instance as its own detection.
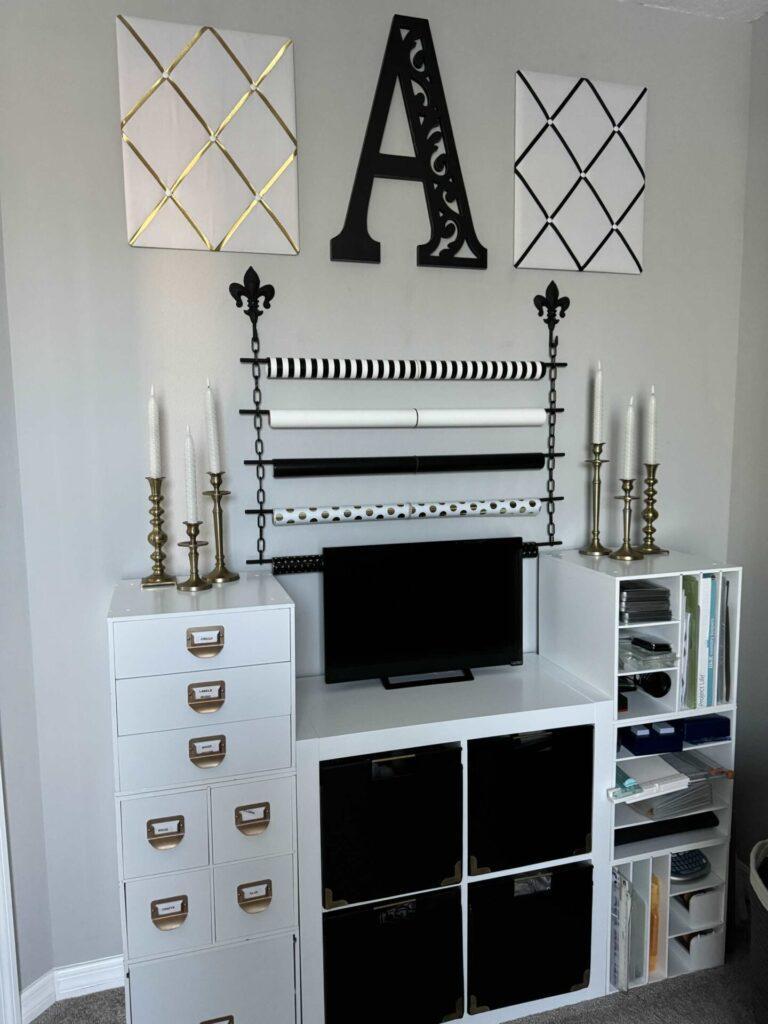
[330,15,487,269]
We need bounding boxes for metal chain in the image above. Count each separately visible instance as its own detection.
[251,324,267,562]
[546,327,559,545]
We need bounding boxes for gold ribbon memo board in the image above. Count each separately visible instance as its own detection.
[115,15,299,255]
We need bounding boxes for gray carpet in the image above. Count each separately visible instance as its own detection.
[31,952,755,1023]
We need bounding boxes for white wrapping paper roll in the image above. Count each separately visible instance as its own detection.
[415,408,546,428]
[269,409,417,429]
[272,497,541,525]
[269,408,547,429]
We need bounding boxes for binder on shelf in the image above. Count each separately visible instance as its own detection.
[718,580,731,704]
[684,610,696,708]
[695,576,710,709]
[705,575,718,707]
[682,576,700,710]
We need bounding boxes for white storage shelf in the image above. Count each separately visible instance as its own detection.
[540,550,740,992]
[297,660,615,1024]
[107,575,300,1024]
[611,843,728,989]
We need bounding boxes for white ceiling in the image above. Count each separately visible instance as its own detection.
[620,0,768,19]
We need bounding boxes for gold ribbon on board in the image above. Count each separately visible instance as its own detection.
[117,17,297,251]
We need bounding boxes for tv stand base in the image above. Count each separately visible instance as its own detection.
[381,668,474,690]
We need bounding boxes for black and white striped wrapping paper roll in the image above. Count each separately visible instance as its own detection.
[266,357,547,381]
[272,498,542,526]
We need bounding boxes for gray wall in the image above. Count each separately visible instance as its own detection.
[0,0,753,973]
[729,12,768,864]
[0,204,53,987]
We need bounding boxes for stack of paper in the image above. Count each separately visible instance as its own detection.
[631,780,714,821]
[611,871,632,992]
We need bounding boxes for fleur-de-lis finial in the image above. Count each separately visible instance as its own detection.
[533,281,570,330]
[229,267,275,324]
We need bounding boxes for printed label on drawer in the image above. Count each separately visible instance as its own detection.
[191,630,220,646]
[155,898,184,917]
[194,739,222,755]
[192,685,221,700]
[239,806,266,823]
[151,819,181,836]
[241,883,269,901]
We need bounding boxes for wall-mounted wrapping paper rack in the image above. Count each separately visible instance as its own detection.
[230,268,570,574]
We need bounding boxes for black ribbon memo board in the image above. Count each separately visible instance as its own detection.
[230,268,570,576]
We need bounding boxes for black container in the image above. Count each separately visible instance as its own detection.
[468,727,593,874]
[320,744,462,907]
[468,863,593,1011]
[323,888,464,1024]
[637,671,673,699]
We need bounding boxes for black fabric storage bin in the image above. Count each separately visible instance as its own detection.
[468,863,593,1012]
[320,743,462,907]
[323,888,464,1024]
[468,726,593,874]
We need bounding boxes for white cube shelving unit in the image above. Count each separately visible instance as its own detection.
[540,549,740,990]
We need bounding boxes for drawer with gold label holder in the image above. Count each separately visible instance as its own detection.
[127,934,296,1024]
[117,717,292,793]
[213,854,296,944]
[124,867,212,960]
[112,608,291,679]
[116,662,292,735]
[120,789,209,879]
[211,776,295,865]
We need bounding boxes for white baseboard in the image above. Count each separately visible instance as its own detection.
[20,972,54,1024]
[21,955,124,1023]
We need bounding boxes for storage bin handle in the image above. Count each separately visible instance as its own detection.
[189,735,226,769]
[186,626,225,659]
[235,801,271,836]
[150,895,188,931]
[187,681,226,713]
[237,879,272,914]
[146,815,185,850]
[199,1018,234,1024]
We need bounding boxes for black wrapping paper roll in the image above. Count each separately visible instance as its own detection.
[271,453,547,478]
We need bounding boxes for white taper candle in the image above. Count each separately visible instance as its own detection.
[205,380,222,474]
[185,426,199,523]
[148,385,161,478]
[623,396,635,480]
[647,385,656,465]
[592,361,603,444]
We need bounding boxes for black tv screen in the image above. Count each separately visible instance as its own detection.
[322,537,523,684]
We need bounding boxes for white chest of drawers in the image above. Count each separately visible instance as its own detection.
[108,575,299,1024]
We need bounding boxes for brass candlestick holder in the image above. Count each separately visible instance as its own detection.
[639,463,669,555]
[610,479,644,561]
[580,442,610,556]
[141,477,176,588]
[204,472,240,584]
[177,521,212,592]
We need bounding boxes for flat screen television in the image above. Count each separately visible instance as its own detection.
[322,537,523,688]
